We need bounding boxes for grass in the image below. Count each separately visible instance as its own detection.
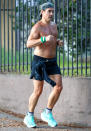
[0,48,32,74]
[57,52,91,77]
[0,48,91,77]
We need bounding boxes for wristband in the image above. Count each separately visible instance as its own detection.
[41,36,46,44]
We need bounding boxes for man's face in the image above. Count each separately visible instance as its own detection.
[42,8,54,22]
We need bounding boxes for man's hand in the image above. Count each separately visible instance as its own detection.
[46,35,54,42]
[57,40,64,46]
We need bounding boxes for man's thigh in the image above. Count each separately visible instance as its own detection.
[33,79,44,92]
[49,74,62,86]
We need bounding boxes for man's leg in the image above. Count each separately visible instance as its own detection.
[29,79,44,112]
[24,79,44,128]
[47,74,63,109]
[41,74,63,127]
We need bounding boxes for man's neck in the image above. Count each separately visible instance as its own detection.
[41,18,50,25]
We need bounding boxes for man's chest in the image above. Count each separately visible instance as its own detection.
[40,26,57,37]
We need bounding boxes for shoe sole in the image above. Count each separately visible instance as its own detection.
[41,113,57,127]
[23,119,36,128]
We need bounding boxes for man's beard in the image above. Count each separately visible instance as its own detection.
[49,17,53,21]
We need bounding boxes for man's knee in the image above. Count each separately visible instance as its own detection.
[34,87,43,97]
[54,84,63,94]
[33,80,44,97]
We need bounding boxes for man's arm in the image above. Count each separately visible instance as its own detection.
[54,24,64,47]
[26,24,42,48]
[26,23,58,48]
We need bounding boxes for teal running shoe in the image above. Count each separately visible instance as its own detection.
[41,110,57,127]
[23,112,36,128]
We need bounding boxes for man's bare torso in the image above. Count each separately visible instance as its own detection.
[34,21,58,58]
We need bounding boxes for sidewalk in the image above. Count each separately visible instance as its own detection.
[0,74,91,131]
[0,109,90,131]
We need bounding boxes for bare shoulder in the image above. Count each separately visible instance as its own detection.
[28,21,42,39]
[31,21,41,32]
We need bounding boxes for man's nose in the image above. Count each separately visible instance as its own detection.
[50,12,53,16]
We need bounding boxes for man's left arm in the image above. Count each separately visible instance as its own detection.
[54,23,64,47]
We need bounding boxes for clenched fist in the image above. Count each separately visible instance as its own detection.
[57,40,64,46]
[46,35,54,42]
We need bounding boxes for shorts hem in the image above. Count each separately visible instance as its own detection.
[30,76,44,81]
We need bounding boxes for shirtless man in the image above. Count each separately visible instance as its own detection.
[24,2,63,128]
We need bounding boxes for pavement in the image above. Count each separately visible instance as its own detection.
[0,108,91,131]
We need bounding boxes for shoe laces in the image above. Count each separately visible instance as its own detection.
[48,112,55,121]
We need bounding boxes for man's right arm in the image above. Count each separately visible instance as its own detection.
[26,24,42,48]
[26,24,55,48]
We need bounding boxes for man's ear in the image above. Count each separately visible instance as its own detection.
[41,10,44,16]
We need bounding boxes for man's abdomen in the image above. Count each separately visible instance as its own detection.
[34,43,56,58]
